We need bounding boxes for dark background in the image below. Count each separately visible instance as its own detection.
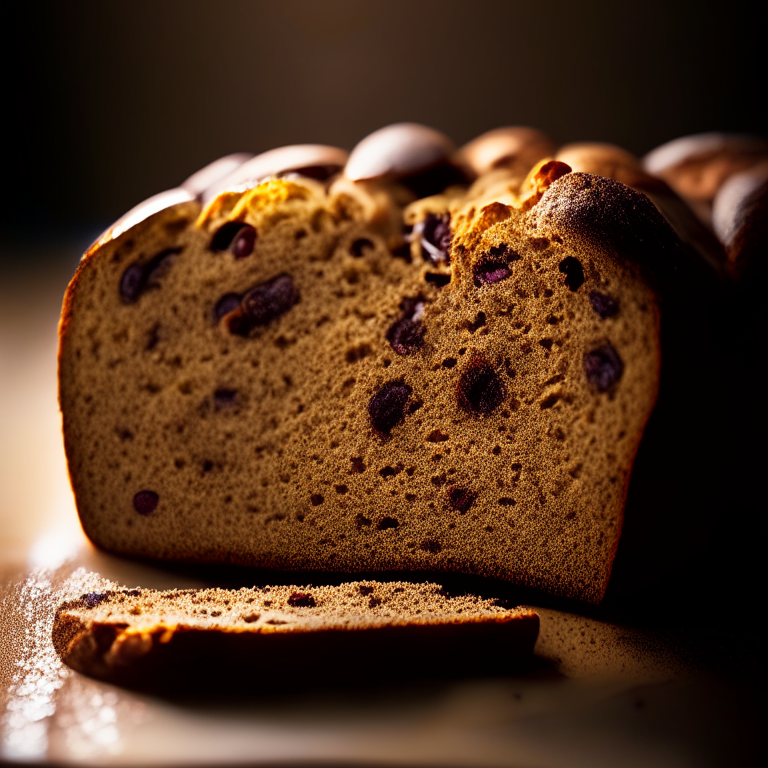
[1,0,765,250]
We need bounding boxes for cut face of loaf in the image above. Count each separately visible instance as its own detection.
[59,165,664,603]
[53,582,539,688]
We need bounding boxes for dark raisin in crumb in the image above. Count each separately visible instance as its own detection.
[359,585,374,596]
[377,517,399,530]
[350,456,366,474]
[448,486,477,513]
[119,247,181,304]
[559,257,585,291]
[369,382,413,437]
[584,343,624,391]
[83,592,111,609]
[589,290,620,319]
[442,357,457,368]
[213,293,243,322]
[335,484,348,494]
[288,592,316,608]
[239,274,299,330]
[230,225,257,259]
[133,490,159,515]
[355,514,372,528]
[120,264,147,303]
[368,596,382,608]
[310,494,324,506]
[214,388,238,409]
[473,244,520,287]
[420,212,453,265]
[456,356,505,414]
[386,296,426,355]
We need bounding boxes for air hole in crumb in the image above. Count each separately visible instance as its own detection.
[540,394,560,409]
[425,272,450,287]
[346,344,372,363]
[559,257,585,291]
[350,238,374,257]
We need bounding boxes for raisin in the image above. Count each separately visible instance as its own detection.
[419,212,453,265]
[236,274,299,332]
[213,292,243,321]
[584,343,624,391]
[589,290,619,319]
[386,296,426,355]
[120,248,181,304]
[559,256,585,291]
[447,486,477,513]
[133,490,159,515]
[369,382,412,437]
[214,388,238,409]
[473,244,520,287]
[456,356,505,414]
[287,592,316,608]
[211,221,251,252]
[377,517,400,530]
[83,592,111,609]
[230,225,257,259]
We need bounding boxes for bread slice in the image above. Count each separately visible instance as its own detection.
[58,127,669,603]
[53,582,539,689]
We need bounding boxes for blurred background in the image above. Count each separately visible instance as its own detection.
[2,0,766,249]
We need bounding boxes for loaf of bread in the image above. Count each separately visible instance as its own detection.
[53,581,539,688]
[59,124,672,603]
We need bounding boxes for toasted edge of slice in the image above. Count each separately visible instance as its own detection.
[53,581,539,691]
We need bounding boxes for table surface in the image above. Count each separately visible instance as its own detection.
[0,243,761,768]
